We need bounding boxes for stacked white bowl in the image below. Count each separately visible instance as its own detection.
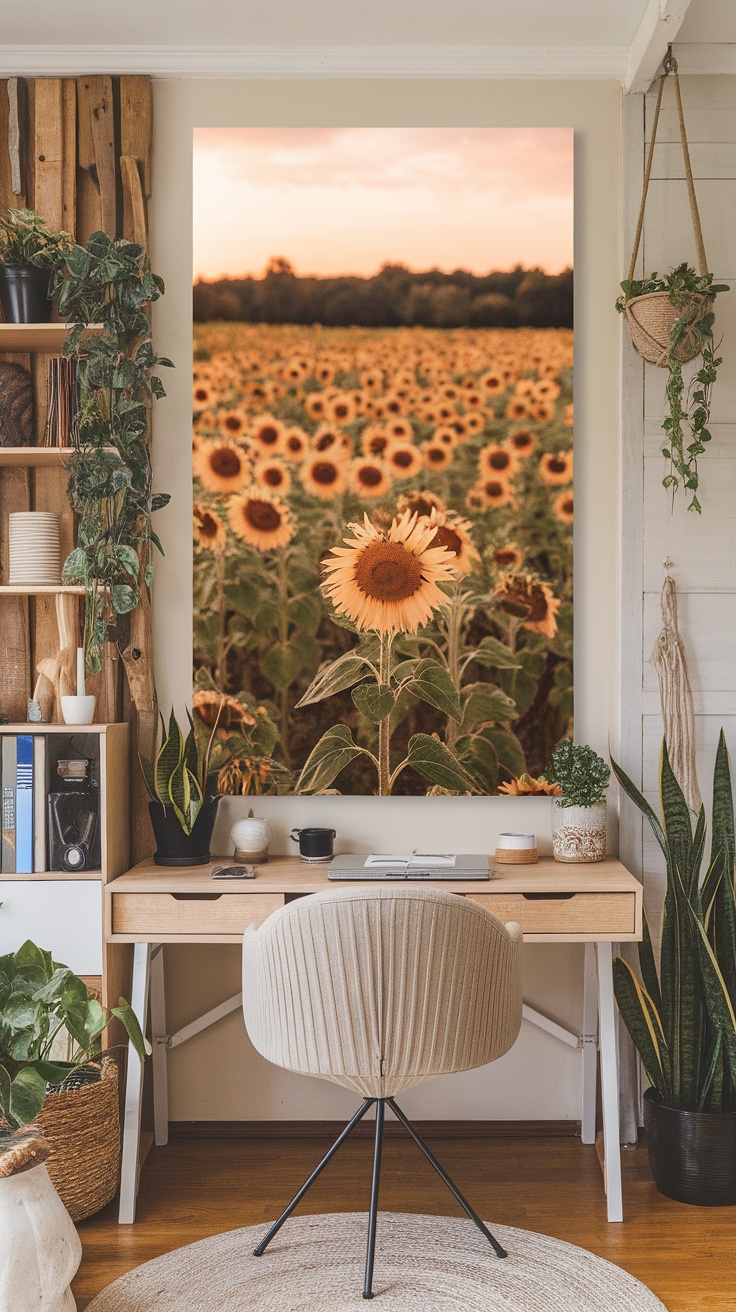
[9,512,62,585]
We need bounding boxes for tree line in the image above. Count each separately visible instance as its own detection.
[193,259,573,329]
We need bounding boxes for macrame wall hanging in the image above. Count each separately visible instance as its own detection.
[650,573,702,812]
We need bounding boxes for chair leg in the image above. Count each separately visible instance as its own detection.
[387,1097,507,1260]
[253,1098,375,1257]
[363,1099,385,1300]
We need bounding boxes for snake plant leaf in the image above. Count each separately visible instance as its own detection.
[297,724,367,794]
[139,753,157,802]
[637,906,663,1018]
[660,742,695,893]
[613,956,671,1100]
[684,893,736,1087]
[698,1032,724,1113]
[610,755,668,863]
[155,717,184,802]
[708,729,736,1005]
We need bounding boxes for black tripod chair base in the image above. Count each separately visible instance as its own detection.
[252,1096,508,1296]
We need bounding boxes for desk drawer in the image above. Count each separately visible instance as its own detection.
[111,892,283,936]
[468,892,636,936]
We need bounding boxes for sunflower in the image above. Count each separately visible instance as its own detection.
[397,489,446,520]
[228,490,293,551]
[386,441,423,480]
[494,573,560,639]
[254,457,291,494]
[479,443,519,481]
[479,370,505,397]
[498,773,562,797]
[313,425,353,458]
[422,442,452,472]
[464,413,484,435]
[463,390,483,411]
[282,427,309,462]
[425,508,480,577]
[193,381,213,410]
[329,393,357,425]
[505,398,529,421]
[193,503,226,551]
[361,424,390,457]
[193,689,255,730]
[219,408,248,439]
[465,487,485,513]
[300,454,348,500]
[508,429,536,459]
[349,458,393,500]
[477,479,516,510]
[305,393,329,422]
[531,400,556,423]
[385,417,413,443]
[493,542,525,571]
[553,489,574,523]
[251,416,287,454]
[383,392,405,417]
[314,362,335,385]
[432,426,459,450]
[194,439,249,495]
[321,511,456,634]
[539,450,573,486]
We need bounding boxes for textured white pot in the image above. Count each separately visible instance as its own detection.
[0,1163,81,1312]
[552,801,607,863]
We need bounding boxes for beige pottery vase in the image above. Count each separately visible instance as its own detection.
[0,1161,81,1312]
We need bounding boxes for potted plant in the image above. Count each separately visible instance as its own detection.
[612,735,736,1206]
[542,740,610,862]
[616,265,728,514]
[0,208,72,323]
[140,706,224,865]
[0,939,148,1221]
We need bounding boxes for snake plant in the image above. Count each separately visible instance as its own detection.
[139,706,223,834]
[612,733,736,1113]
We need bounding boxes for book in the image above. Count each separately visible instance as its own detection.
[15,735,33,874]
[1,737,16,873]
[33,736,47,874]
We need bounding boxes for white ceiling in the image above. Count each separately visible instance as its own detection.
[3,0,651,50]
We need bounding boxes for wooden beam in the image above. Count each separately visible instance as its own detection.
[625,0,693,93]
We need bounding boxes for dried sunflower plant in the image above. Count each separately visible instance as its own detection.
[192,324,574,795]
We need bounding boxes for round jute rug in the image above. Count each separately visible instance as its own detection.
[87,1212,668,1311]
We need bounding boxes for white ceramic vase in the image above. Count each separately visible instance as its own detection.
[0,1162,81,1312]
[551,800,607,863]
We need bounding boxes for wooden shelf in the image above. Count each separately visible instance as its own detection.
[0,323,104,352]
[0,723,121,734]
[0,870,102,881]
[0,447,75,467]
[0,584,84,595]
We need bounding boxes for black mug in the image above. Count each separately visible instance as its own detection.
[291,827,336,862]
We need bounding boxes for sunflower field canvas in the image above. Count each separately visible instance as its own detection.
[192,128,574,796]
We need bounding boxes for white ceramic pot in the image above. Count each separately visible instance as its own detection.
[60,694,96,725]
[551,800,607,863]
[0,1162,81,1312]
[231,815,274,862]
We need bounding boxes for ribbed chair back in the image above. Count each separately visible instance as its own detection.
[243,885,523,1099]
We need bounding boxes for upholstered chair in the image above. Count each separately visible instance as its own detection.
[243,884,523,1299]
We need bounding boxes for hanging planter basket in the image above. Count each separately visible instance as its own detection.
[621,56,712,368]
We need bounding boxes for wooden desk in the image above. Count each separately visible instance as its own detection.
[107,856,641,1226]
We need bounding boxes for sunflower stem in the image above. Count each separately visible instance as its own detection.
[216,549,226,685]
[377,630,394,795]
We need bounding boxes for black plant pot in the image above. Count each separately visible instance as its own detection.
[644,1087,736,1206]
[0,265,52,323]
[149,795,220,867]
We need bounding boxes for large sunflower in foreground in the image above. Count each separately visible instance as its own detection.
[321,511,456,634]
[228,490,293,552]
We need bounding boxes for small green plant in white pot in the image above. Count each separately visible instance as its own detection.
[542,740,610,863]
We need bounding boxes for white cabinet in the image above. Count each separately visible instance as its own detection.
[0,880,103,974]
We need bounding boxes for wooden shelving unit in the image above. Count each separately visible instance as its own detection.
[0,447,75,467]
[0,584,85,595]
[0,322,103,351]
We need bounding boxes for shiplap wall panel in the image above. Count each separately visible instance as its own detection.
[622,73,736,921]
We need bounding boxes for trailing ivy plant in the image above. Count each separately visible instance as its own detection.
[51,232,172,671]
[616,264,729,514]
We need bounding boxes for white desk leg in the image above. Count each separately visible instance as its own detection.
[119,943,151,1224]
[596,941,623,1222]
[150,944,169,1147]
[581,943,598,1144]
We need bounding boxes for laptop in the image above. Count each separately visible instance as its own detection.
[328,854,490,881]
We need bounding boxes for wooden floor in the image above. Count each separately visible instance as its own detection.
[73,1131,735,1311]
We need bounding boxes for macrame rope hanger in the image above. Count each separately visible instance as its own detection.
[650,562,702,813]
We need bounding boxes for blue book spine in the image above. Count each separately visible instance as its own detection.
[15,734,34,874]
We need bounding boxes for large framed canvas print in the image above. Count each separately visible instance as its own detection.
[192,128,573,796]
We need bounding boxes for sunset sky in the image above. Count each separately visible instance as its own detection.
[193,127,573,281]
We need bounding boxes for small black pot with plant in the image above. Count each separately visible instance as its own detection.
[0,208,72,323]
[612,733,736,1206]
[140,707,226,865]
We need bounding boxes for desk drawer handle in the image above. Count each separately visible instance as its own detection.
[521,893,576,902]
[170,893,223,902]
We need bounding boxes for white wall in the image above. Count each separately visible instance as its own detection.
[149,77,621,1121]
[620,72,736,924]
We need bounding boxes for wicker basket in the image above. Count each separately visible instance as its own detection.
[33,1056,120,1222]
[624,289,712,367]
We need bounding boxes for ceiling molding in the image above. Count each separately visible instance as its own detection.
[0,43,630,79]
[625,0,692,93]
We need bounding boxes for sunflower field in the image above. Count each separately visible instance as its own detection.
[192,322,573,796]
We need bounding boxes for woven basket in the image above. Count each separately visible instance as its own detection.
[624,289,712,367]
[33,1056,120,1222]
